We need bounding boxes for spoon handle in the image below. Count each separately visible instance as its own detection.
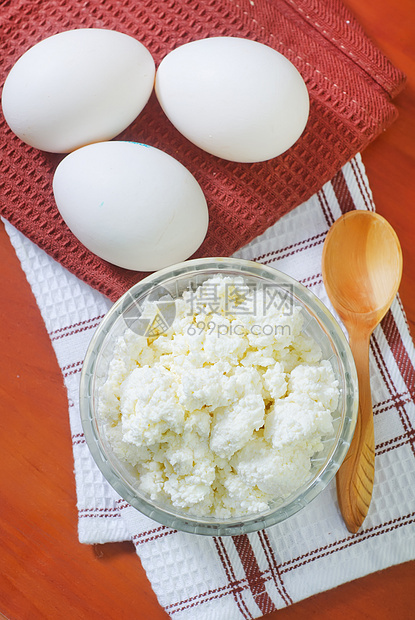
[336,330,375,533]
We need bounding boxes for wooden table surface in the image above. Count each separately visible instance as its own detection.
[1,1,414,618]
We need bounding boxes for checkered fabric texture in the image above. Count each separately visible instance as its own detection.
[0,0,406,300]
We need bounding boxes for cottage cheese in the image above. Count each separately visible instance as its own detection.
[98,275,339,518]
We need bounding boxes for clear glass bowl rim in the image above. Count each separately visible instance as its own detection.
[79,257,358,536]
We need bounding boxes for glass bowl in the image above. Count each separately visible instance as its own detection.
[79,257,358,536]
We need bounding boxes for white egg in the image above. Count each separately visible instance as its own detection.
[52,141,209,271]
[1,29,155,153]
[155,37,309,163]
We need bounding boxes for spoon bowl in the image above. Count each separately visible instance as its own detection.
[322,210,402,532]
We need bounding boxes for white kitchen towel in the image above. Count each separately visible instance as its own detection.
[4,153,415,619]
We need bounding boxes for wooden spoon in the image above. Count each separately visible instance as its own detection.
[322,211,403,533]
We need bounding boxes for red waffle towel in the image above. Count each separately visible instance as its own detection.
[0,0,406,301]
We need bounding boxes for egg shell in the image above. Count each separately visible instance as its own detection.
[52,141,209,271]
[1,29,155,153]
[155,37,310,163]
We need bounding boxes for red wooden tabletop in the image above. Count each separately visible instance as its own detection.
[1,1,414,618]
